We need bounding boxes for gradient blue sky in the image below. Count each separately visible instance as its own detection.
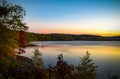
[13,0,120,36]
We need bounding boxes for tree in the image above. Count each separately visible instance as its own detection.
[0,0,27,78]
[44,54,77,79]
[32,48,44,68]
[56,54,75,79]
[76,51,98,79]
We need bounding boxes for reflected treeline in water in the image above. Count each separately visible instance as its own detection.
[3,49,119,79]
[31,41,120,48]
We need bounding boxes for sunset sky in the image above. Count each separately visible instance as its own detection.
[13,0,120,36]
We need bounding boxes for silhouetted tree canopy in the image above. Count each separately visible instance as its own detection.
[0,0,27,78]
[76,51,98,79]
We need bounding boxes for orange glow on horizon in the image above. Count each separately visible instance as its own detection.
[29,29,120,36]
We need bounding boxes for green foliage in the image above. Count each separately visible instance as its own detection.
[0,0,28,78]
[6,52,101,79]
[25,33,120,41]
[0,0,27,31]
[0,0,27,57]
[76,51,98,79]
[32,48,44,68]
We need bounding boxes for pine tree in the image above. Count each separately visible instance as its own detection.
[76,51,98,79]
[32,48,44,68]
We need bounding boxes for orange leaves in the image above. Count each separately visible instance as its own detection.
[17,31,27,61]
[19,31,27,48]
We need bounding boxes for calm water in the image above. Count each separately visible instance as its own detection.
[23,41,120,78]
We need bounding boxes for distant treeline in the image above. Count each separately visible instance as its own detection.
[26,32,120,41]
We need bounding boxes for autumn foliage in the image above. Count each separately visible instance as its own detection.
[6,51,98,79]
[18,31,27,55]
[0,0,27,78]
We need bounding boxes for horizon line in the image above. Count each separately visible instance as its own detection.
[28,31,120,37]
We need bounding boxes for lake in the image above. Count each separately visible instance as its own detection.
[23,41,120,78]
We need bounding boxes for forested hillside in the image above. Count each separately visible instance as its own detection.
[26,32,120,41]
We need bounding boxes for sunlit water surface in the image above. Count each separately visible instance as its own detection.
[23,41,120,78]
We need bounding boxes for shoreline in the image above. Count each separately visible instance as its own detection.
[26,43,38,47]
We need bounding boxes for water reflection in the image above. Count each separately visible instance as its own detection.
[23,41,120,78]
[31,41,120,47]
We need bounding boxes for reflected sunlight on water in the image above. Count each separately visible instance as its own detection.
[23,41,120,78]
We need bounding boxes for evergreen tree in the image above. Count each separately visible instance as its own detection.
[76,51,98,79]
[32,48,44,68]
